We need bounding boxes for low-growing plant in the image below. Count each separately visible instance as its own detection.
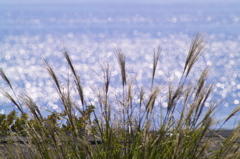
[0,33,239,158]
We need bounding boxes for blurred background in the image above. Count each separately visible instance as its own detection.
[0,0,240,128]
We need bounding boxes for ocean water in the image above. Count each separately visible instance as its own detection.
[1,3,240,128]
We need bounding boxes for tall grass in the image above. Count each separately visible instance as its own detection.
[0,33,239,158]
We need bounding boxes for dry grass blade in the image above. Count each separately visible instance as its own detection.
[183,33,206,77]
[115,47,127,87]
[151,46,161,88]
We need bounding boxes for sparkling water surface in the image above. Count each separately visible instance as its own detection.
[0,3,240,128]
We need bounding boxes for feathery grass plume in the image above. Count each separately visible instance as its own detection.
[43,60,61,95]
[188,67,213,127]
[183,33,206,77]
[0,68,13,90]
[165,84,183,126]
[126,77,135,113]
[44,59,70,115]
[100,61,111,123]
[100,61,111,96]
[194,67,211,99]
[197,104,215,130]
[44,59,71,112]
[62,51,91,137]
[20,92,43,124]
[0,69,25,114]
[175,84,192,130]
[214,124,240,159]
[191,85,214,128]
[222,106,240,125]
[44,59,77,132]
[151,46,161,88]
[115,47,128,146]
[145,86,161,118]
[174,67,213,129]
[0,90,24,114]
[115,47,127,88]
[165,33,207,128]
[63,50,85,110]
[137,86,145,129]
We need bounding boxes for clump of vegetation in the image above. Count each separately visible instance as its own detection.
[0,33,239,158]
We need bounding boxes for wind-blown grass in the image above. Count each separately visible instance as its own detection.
[0,33,239,158]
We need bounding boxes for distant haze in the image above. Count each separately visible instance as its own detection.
[1,0,239,4]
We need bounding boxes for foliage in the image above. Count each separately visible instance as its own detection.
[0,110,28,136]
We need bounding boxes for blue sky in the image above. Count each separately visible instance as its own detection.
[1,0,239,4]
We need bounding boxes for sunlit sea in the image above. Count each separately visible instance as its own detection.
[1,3,240,128]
